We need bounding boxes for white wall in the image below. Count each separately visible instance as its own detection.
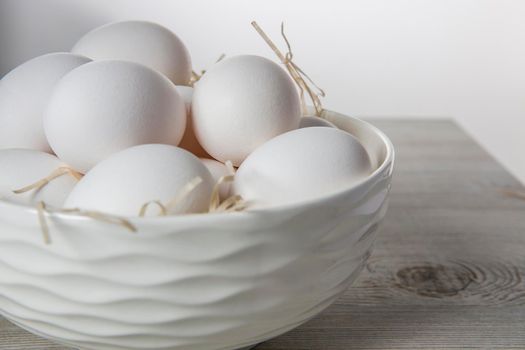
[1,0,524,183]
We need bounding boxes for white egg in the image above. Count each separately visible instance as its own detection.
[299,116,336,128]
[72,21,192,85]
[234,127,373,208]
[65,144,214,216]
[176,85,193,114]
[44,60,186,173]
[192,55,301,166]
[0,149,78,207]
[201,158,234,199]
[0,53,91,152]
[177,86,209,158]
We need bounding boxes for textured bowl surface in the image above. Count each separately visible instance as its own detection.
[0,110,394,350]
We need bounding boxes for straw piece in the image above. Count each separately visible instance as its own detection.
[279,23,326,99]
[32,175,212,244]
[136,176,204,217]
[59,209,135,233]
[165,176,203,211]
[251,21,325,117]
[31,170,245,245]
[53,207,137,232]
[215,53,226,63]
[37,201,51,245]
[189,54,227,86]
[13,167,83,195]
[225,160,236,175]
[208,160,246,213]
[215,195,247,213]
[138,200,168,217]
[80,210,137,233]
[190,70,203,86]
[209,175,235,211]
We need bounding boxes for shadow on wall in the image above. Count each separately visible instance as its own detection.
[0,0,109,77]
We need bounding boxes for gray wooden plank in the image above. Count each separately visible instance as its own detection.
[0,317,64,349]
[1,119,524,349]
[259,305,525,349]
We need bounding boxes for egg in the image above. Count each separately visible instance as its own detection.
[0,149,78,207]
[234,127,372,208]
[44,60,186,173]
[192,55,301,166]
[201,158,234,199]
[176,85,193,114]
[65,144,214,216]
[177,85,210,158]
[72,21,192,85]
[0,53,91,152]
[299,116,336,128]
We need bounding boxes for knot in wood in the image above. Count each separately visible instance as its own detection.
[396,264,475,298]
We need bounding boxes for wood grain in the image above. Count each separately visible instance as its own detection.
[1,119,524,349]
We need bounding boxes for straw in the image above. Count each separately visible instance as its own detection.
[165,176,203,212]
[13,167,82,195]
[36,201,51,244]
[209,175,235,211]
[138,200,168,217]
[189,53,227,86]
[30,170,243,245]
[251,21,326,116]
[35,203,137,245]
[215,194,247,212]
[207,160,246,213]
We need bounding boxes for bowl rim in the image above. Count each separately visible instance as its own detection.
[0,109,394,224]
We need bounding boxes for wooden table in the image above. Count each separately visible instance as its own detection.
[2,120,524,349]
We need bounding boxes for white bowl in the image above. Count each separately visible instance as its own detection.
[0,110,394,350]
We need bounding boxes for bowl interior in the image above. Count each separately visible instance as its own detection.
[0,110,394,223]
[321,109,391,172]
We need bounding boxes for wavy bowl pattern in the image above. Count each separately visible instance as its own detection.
[0,111,394,350]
